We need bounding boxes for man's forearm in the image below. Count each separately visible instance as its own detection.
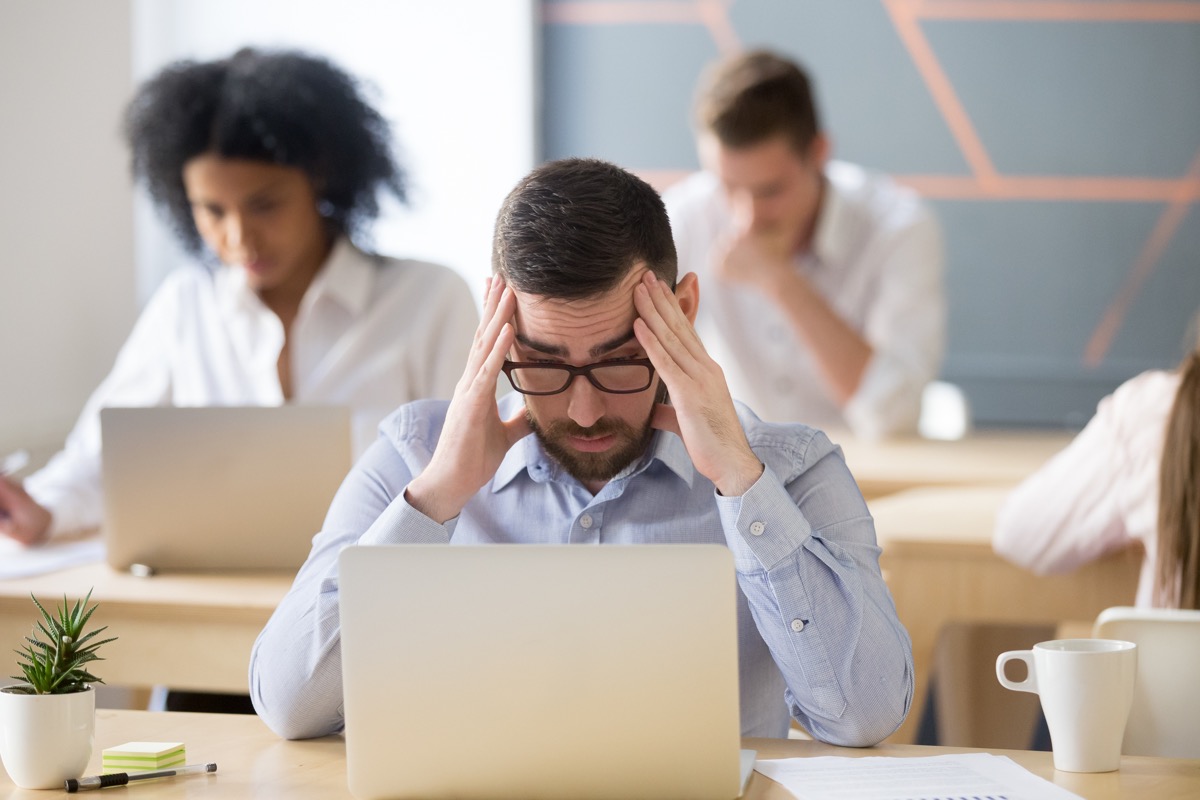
[770,270,871,407]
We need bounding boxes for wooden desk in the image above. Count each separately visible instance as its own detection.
[870,485,1142,745]
[835,429,1074,500]
[0,563,291,694]
[2,710,1196,798]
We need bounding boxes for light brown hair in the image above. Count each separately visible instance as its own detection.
[1156,348,1200,608]
[694,49,821,153]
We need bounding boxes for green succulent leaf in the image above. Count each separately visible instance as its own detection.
[8,589,117,695]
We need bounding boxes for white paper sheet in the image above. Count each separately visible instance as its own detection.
[754,753,1083,800]
[0,536,104,579]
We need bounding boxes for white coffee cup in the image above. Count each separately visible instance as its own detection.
[996,638,1136,772]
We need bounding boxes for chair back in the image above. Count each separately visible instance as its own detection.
[1092,606,1200,758]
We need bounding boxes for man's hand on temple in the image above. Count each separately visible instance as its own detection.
[405,277,532,523]
[634,271,763,497]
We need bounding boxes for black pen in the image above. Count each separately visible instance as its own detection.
[65,762,217,792]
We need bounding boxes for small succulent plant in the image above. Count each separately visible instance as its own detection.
[8,589,116,695]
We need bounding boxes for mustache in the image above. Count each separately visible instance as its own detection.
[530,416,637,439]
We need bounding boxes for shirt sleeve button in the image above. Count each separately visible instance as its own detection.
[749,521,766,536]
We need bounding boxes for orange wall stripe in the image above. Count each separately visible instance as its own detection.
[915,1,1200,22]
[883,0,1002,187]
[697,0,740,54]
[1083,146,1200,366]
[543,2,706,25]
[894,174,1200,203]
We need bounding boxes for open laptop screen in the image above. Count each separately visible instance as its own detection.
[100,405,350,572]
[339,544,743,800]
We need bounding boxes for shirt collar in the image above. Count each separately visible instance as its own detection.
[491,395,696,493]
[300,237,373,317]
[809,166,854,267]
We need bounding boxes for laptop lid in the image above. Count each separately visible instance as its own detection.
[100,405,351,572]
[338,544,743,800]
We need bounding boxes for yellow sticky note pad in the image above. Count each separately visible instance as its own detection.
[102,741,186,772]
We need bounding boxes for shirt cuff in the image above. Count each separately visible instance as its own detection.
[715,464,813,572]
[24,480,102,541]
[359,490,453,545]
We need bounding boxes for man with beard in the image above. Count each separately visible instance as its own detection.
[249,158,913,748]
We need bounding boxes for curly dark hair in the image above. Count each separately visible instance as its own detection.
[125,48,405,255]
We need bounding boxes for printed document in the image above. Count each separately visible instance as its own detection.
[754,752,1083,800]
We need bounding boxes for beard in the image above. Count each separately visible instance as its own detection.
[526,412,655,486]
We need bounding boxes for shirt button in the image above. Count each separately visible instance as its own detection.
[749,521,766,537]
[580,514,594,529]
[791,619,806,633]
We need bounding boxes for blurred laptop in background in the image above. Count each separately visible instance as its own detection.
[101,405,350,573]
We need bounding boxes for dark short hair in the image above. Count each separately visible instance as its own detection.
[124,48,404,255]
[492,158,677,299]
[694,49,821,153]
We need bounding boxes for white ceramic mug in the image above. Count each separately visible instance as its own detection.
[996,638,1136,773]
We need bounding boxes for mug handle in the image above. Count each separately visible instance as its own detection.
[996,649,1038,694]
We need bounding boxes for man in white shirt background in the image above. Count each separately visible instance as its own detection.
[665,50,945,439]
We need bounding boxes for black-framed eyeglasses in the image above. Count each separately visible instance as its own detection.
[502,359,656,396]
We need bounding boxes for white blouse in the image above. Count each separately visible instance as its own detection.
[26,238,478,538]
[993,369,1179,607]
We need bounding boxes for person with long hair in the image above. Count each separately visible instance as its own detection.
[0,48,478,546]
[1155,348,1200,607]
[994,340,1200,609]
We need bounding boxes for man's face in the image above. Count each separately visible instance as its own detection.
[699,131,827,249]
[509,267,662,490]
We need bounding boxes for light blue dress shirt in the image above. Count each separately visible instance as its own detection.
[250,394,913,746]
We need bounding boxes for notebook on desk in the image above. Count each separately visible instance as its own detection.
[338,544,749,800]
[100,405,351,573]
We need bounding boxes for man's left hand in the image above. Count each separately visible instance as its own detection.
[633,271,763,497]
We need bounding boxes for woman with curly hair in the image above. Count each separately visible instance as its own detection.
[0,48,478,547]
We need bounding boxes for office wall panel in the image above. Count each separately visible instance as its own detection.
[542,0,1200,427]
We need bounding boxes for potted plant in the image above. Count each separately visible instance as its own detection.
[0,590,116,789]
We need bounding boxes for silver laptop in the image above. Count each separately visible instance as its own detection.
[339,544,746,800]
[100,405,351,572]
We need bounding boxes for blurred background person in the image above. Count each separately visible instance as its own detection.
[665,49,944,439]
[995,329,1200,609]
[0,48,478,547]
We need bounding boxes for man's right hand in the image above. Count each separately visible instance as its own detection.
[0,475,52,545]
[404,276,532,524]
[713,195,802,296]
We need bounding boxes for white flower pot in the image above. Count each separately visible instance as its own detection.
[0,685,95,789]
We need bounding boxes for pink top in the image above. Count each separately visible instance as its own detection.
[993,369,1180,608]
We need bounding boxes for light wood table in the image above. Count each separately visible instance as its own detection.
[0,563,292,694]
[2,710,1196,798]
[834,429,1075,500]
[869,485,1143,745]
